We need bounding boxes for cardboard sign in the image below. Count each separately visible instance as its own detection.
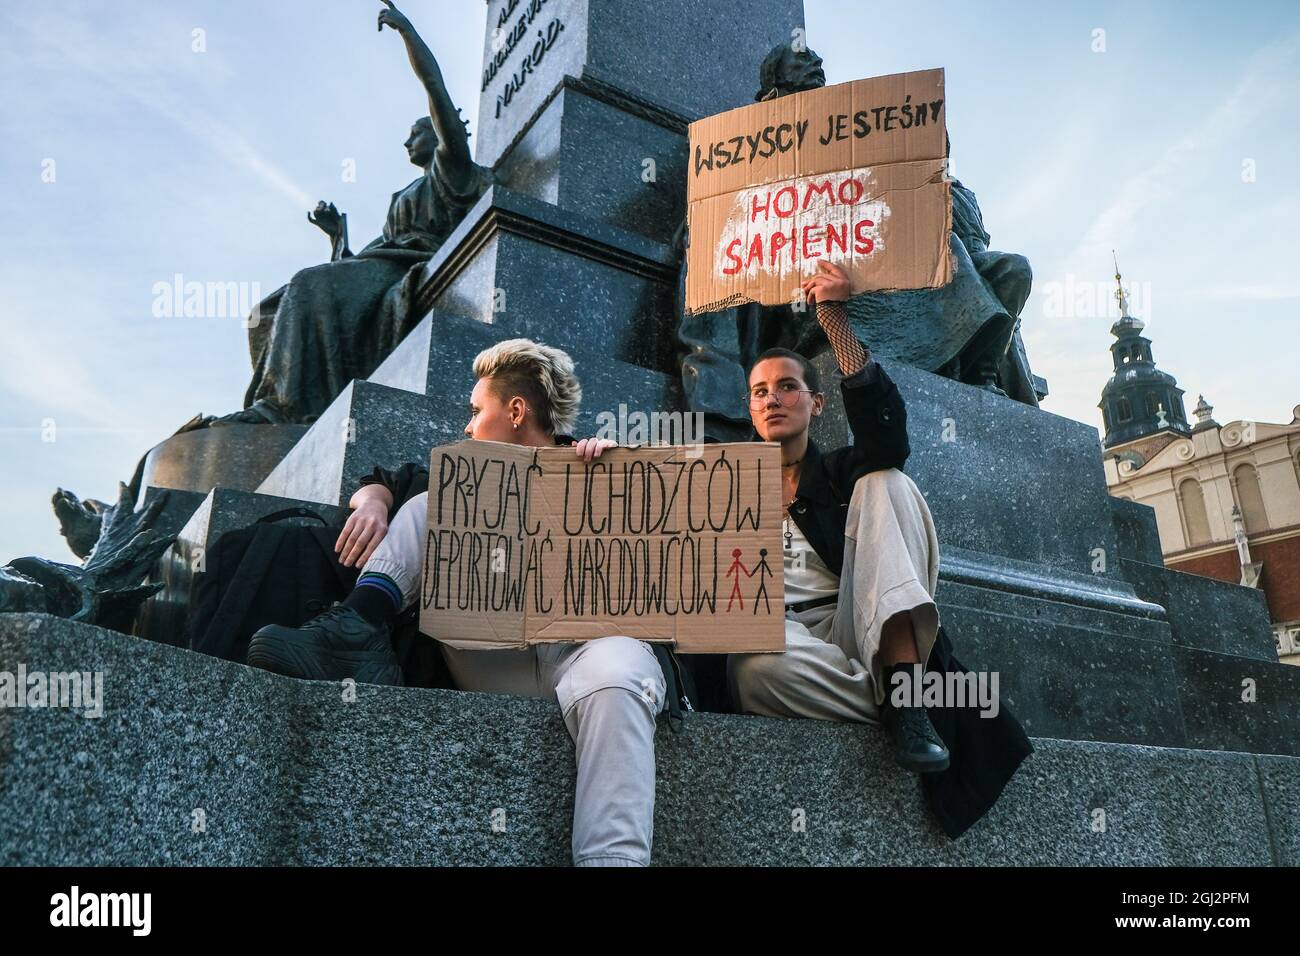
[418,440,785,653]
[685,68,952,314]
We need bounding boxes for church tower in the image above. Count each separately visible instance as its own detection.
[1098,256,1191,450]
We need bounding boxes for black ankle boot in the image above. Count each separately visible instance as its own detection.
[880,664,949,773]
[881,703,950,773]
[247,605,401,686]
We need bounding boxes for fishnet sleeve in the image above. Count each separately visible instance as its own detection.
[816,300,869,376]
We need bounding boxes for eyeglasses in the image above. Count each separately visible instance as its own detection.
[746,383,816,410]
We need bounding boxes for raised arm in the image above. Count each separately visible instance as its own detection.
[802,261,867,376]
[803,261,909,475]
[377,1,473,178]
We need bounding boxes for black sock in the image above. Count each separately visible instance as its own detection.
[343,581,400,626]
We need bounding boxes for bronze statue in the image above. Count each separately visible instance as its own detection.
[3,486,176,633]
[43,3,493,560]
[219,1,493,425]
[676,42,1040,442]
[848,166,1039,404]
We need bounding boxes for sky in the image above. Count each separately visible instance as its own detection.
[2,0,1298,561]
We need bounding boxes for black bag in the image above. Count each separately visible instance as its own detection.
[183,508,358,665]
[183,507,452,688]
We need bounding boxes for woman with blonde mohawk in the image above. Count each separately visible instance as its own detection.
[248,337,669,867]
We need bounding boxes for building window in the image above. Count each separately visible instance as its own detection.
[1233,463,1269,533]
[1145,394,1160,417]
[1118,398,1132,422]
[1178,477,1212,547]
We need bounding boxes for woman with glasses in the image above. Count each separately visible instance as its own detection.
[726,260,952,772]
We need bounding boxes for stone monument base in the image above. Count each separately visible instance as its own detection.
[138,424,307,502]
[1,613,1295,866]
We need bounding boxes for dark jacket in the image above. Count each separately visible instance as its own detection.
[771,356,1032,840]
[784,361,909,567]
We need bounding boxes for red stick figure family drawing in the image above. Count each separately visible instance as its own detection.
[725,548,774,614]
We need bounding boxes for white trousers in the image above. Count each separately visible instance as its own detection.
[365,492,667,867]
[728,468,941,723]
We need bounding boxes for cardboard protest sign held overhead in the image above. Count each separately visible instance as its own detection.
[419,440,785,653]
[685,68,952,315]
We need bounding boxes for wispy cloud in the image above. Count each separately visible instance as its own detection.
[0,306,121,429]
[1067,30,1300,265]
[5,8,313,211]
[0,6,312,431]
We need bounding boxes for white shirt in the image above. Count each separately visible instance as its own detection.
[782,516,840,605]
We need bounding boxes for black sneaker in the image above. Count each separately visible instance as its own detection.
[246,605,401,686]
[880,702,950,773]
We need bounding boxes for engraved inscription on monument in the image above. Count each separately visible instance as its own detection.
[477,0,580,167]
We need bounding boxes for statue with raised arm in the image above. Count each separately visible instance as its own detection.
[675,42,1043,442]
[218,1,493,425]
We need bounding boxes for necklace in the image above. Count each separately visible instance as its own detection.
[782,454,801,520]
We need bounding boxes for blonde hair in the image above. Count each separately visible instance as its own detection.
[472,338,581,436]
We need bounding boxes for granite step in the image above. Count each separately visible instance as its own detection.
[1173,644,1300,757]
[133,423,307,505]
[1119,556,1277,662]
[935,577,1186,750]
[256,381,449,509]
[1,613,1294,866]
[940,572,1300,758]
